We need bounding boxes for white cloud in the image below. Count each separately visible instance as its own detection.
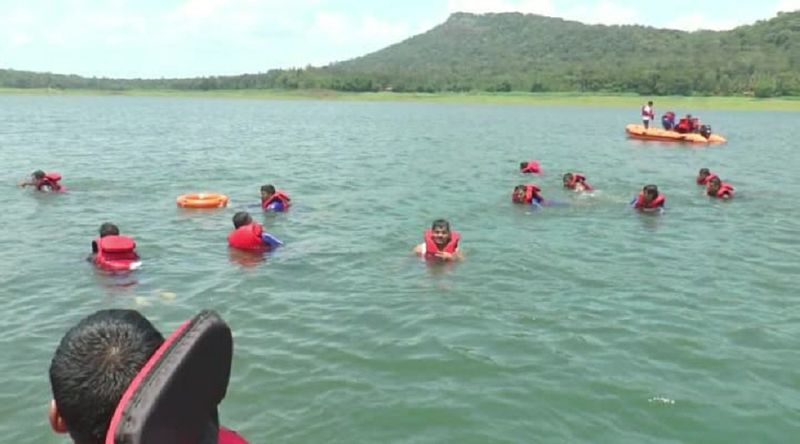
[447,0,554,15]
[309,12,411,46]
[561,1,639,26]
[662,13,741,31]
[775,0,800,12]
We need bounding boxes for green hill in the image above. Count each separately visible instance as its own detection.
[2,11,799,96]
[308,11,800,96]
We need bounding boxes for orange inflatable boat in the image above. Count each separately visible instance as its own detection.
[625,124,726,144]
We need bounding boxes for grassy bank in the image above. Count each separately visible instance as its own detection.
[2,88,799,111]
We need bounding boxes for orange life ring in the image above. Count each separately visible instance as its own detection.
[176,193,229,208]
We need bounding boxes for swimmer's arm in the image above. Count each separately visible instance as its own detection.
[261,233,284,249]
[413,243,424,255]
[434,250,464,261]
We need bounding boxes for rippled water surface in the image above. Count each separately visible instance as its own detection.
[1,95,798,443]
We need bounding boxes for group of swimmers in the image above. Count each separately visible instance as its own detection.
[19,162,735,268]
[18,172,293,271]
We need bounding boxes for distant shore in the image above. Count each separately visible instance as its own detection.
[2,88,799,111]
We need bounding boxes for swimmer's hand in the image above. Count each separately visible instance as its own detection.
[434,252,454,261]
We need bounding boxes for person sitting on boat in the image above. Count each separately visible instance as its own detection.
[696,168,717,185]
[414,219,463,261]
[631,184,665,212]
[674,114,693,133]
[47,309,249,444]
[706,176,735,199]
[641,101,655,129]
[19,170,65,192]
[227,211,283,252]
[562,173,593,192]
[661,111,676,130]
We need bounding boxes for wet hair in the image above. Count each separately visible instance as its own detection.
[33,170,45,179]
[431,219,450,232]
[49,309,164,444]
[260,184,276,195]
[643,184,659,198]
[708,176,721,186]
[99,223,120,237]
[699,168,710,176]
[519,162,528,169]
[562,173,573,182]
[232,211,253,229]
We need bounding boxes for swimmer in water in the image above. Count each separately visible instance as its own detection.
[413,219,463,261]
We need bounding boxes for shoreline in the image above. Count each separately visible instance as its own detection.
[2,88,799,111]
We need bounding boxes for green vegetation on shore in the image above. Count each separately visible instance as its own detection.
[3,11,800,98]
[2,87,799,111]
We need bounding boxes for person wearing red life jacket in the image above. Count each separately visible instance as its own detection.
[512,183,545,207]
[19,169,65,192]
[562,172,593,192]
[413,219,463,261]
[631,184,666,212]
[260,184,291,212]
[227,211,283,251]
[674,114,693,133]
[641,100,655,129]
[89,223,141,271]
[48,309,250,444]
[706,176,735,199]
[519,160,541,174]
[696,168,718,185]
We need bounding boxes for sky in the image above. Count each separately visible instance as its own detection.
[1,0,799,78]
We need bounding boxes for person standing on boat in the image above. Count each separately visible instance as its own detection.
[641,101,655,129]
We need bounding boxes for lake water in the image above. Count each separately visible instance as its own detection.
[1,95,798,443]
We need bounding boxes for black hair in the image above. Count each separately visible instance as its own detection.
[431,219,450,232]
[33,170,45,179]
[49,309,164,444]
[232,211,252,229]
[699,168,710,176]
[708,176,722,185]
[99,223,120,237]
[260,184,276,194]
[643,184,659,198]
[519,162,527,169]
[562,172,573,180]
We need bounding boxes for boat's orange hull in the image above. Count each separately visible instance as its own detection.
[625,124,726,144]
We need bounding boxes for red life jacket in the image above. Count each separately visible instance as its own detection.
[219,427,249,444]
[634,192,666,210]
[423,229,460,257]
[94,235,140,271]
[261,190,291,210]
[35,172,63,191]
[228,223,267,251]
[564,173,593,191]
[513,184,541,204]
[708,182,735,198]
[696,173,717,185]
[520,161,541,174]
[675,118,691,133]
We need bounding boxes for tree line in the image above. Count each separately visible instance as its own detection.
[2,11,799,97]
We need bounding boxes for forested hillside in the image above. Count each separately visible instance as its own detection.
[2,11,799,96]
